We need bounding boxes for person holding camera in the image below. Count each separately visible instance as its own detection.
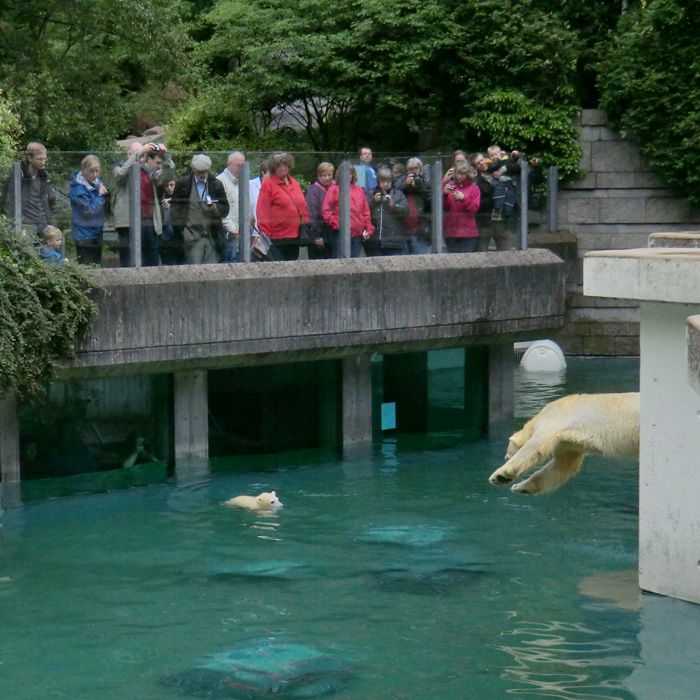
[171,153,229,265]
[395,157,432,255]
[322,164,373,258]
[366,167,408,256]
[442,161,481,253]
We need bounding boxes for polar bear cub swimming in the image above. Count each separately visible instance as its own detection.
[489,393,640,495]
[223,491,284,511]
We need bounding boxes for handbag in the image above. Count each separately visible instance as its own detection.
[279,183,315,246]
[252,229,285,262]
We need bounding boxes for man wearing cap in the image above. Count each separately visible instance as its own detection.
[171,153,229,265]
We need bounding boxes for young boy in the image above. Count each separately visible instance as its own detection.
[38,225,65,264]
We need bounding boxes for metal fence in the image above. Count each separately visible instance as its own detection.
[3,150,559,267]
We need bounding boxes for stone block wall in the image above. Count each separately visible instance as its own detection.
[546,109,700,356]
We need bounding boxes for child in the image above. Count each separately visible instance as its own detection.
[486,145,520,221]
[38,225,65,264]
[367,167,409,256]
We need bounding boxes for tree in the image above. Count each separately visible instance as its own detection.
[598,0,700,203]
[0,0,191,150]
[0,90,23,170]
[173,0,582,166]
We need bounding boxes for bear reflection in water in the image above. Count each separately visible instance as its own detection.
[162,638,355,699]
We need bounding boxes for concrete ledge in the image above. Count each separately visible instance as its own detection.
[649,232,700,248]
[585,248,700,303]
[62,252,565,377]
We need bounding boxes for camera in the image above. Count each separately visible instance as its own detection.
[410,174,422,186]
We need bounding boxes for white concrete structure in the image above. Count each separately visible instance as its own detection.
[585,242,700,605]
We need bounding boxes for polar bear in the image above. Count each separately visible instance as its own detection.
[488,393,639,495]
[223,491,284,511]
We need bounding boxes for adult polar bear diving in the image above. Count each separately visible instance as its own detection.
[489,393,640,495]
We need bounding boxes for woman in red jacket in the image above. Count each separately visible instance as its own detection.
[322,165,374,258]
[442,161,481,253]
[256,152,310,261]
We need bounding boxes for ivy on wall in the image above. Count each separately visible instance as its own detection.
[0,217,99,398]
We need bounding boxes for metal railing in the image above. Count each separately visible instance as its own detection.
[3,150,557,267]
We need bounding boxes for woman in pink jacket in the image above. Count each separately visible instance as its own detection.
[442,161,481,253]
[322,165,374,258]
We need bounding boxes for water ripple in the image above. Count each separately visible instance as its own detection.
[497,620,639,699]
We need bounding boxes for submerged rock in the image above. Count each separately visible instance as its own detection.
[369,565,486,596]
[360,524,453,547]
[205,560,310,582]
[162,638,355,698]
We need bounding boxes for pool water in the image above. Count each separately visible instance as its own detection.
[1,357,698,699]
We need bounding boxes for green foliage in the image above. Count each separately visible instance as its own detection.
[178,0,582,167]
[0,217,99,398]
[0,90,23,171]
[0,0,191,150]
[461,91,582,179]
[598,0,700,203]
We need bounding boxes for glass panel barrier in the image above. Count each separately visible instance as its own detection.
[2,148,541,267]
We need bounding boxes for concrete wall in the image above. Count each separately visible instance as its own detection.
[548,109,700,356]
[60,251,565,378]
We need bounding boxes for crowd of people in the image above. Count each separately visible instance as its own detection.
[0,141,541,266]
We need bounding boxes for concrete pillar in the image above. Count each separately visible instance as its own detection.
[0,391,20,484]
[383,352,428,433]
[173,371,209,462]
[342,355,373,448]
[639,301,700,604]
[464,347,488,441]
[487,341,515,433]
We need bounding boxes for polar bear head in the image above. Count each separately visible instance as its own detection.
[257,491,283,509]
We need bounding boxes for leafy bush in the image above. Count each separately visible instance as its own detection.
[598,0,700,203]
[0,216,99,397]
[461,91,582,179]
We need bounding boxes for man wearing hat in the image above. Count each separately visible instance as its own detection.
[171,153,230,265]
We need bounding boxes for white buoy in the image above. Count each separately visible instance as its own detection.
[520,340,567,372]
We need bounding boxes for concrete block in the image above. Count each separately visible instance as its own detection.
[614,335,640,356]
[649,232,700,248]
[600,198,646,224]
[562,174,597,192]
[597,320,641,336]
[576,233,613,252]
[566,198,600,224]
[583,335,615,355]
[600,127,622,141]
[581,109,608,126]
[576,126,601,141]
[578,142,592,172]
[645,197,691,224]
[591,141,642,172]
[595,172,636,189]
[342,355,373,447]
[614,232,650,249]
[634,172,664,188]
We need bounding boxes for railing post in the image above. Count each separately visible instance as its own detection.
[519,159,529,251]
[547,165,559,234]
[128,162,142,267]
[338,160,351,259]
[239,160,251,263]
[431,160,443,254]
[12,162,22,235]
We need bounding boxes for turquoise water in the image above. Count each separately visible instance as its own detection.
[1,357,698,699]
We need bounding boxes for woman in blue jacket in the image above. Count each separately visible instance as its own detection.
[69,154,110,265]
